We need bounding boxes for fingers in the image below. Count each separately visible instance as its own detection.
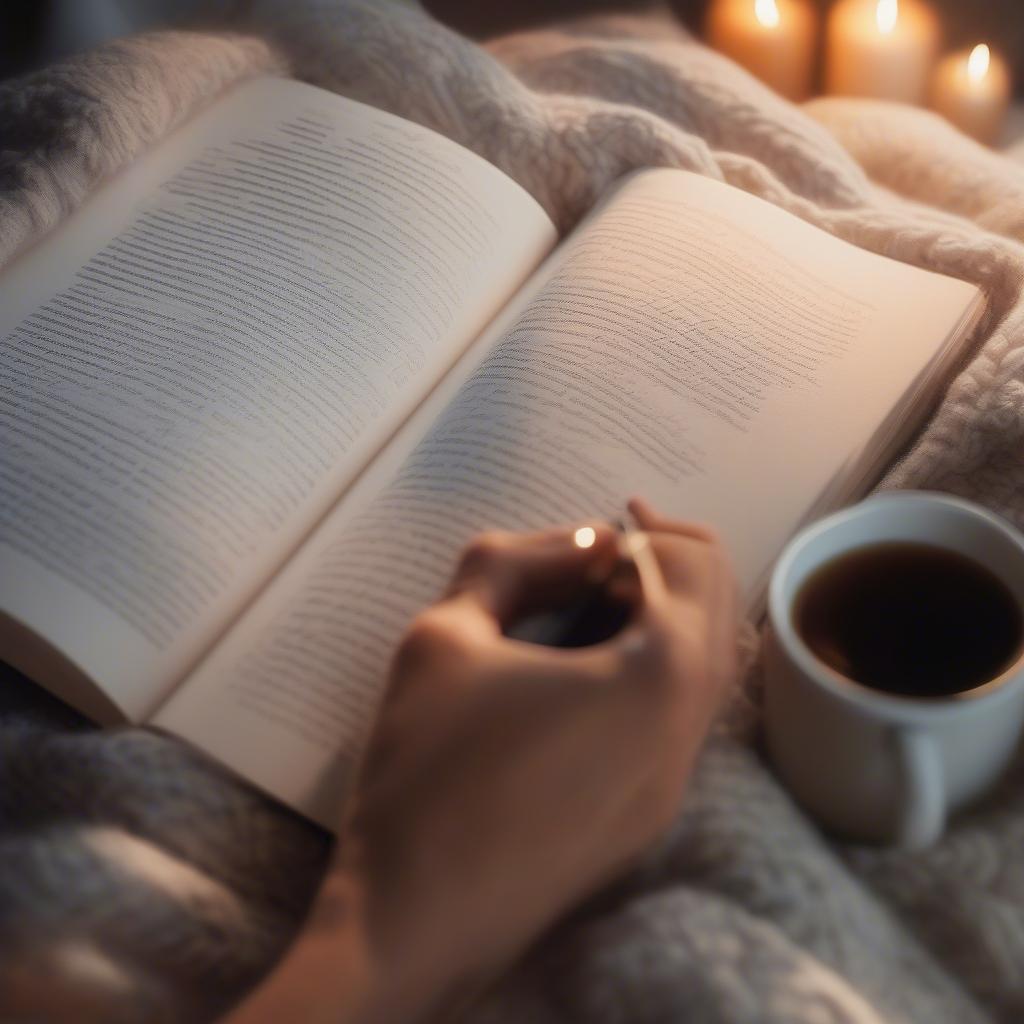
[444,523,619,627]
[389,523,622,703]
[387,582,623,709]
[625,497,730,606]
[618,499,738,697]
[390,503,737,710]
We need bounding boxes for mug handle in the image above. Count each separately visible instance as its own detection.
[892,727,945,849]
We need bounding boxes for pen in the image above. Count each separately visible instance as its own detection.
[616,511,664,605]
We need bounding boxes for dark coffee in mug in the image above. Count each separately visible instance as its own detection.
[795,541,1024,697]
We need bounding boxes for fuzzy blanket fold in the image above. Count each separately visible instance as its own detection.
[3,3,1024,1021]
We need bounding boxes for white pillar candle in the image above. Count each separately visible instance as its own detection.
[706,0,818,101]
[825,0,940,105]
[930,44,1012,146]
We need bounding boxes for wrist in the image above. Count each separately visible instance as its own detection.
[225,864,472,1024]
[308,866,456,1022]
[306,860,491,1024]
[223,871,388,1024]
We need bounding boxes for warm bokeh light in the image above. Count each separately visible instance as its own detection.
[876,0,897,35]
[573,526,597,549]
[968,43,991,82]
[931,42,1010,144]
[754,0,780,29]
[705,0,817,101]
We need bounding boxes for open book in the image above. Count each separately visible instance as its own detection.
[0,77,983,828]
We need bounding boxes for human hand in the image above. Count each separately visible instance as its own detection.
[224,499,737,1024]
[322,497,739,1020]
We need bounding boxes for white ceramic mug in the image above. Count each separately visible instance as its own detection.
[764,491,1024,849]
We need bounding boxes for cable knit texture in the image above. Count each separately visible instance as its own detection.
[2,3,1024,1021]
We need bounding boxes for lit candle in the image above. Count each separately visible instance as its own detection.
[825,0,940,104]
[930,44,1012,145]
[705,0,818,101]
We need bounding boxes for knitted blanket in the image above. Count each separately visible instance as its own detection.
[4,3,1024,1021]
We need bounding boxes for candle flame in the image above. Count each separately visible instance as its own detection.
[968,43,991,82]
[876,0,898,34]
[754,0,780,28]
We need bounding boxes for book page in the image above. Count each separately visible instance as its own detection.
[0,76,555,721]
[156,169,980,827]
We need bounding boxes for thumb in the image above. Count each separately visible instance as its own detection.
[444,524,618,627]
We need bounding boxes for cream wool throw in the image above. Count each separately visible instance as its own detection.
[3,3,1024,1021]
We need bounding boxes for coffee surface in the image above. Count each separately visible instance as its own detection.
[795,542,1023,697]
